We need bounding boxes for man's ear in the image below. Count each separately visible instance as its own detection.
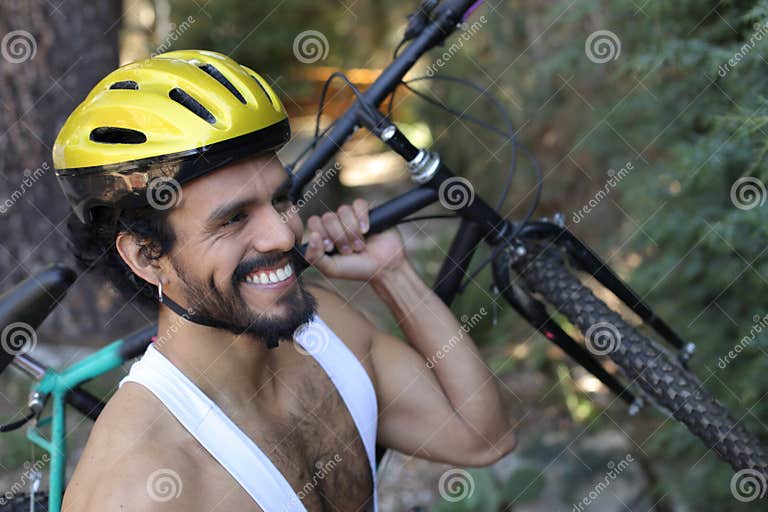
[115,232,163,287]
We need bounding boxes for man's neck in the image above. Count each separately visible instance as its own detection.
[152,307,283,411]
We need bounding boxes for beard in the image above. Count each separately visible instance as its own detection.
[169,249,317,348]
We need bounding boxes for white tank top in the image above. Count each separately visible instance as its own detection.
[118,314,378,511]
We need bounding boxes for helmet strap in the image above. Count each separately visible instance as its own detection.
[156,287,279,349]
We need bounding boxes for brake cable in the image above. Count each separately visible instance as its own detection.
[0,410,35,432]
[286,72,384,176]
[386,73,544,292]
[455,142,544,294]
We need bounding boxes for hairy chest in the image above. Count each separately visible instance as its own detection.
[276,358,374,510]
[192,356,374,511]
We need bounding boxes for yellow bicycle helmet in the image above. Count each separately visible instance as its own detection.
[53,49,290,225]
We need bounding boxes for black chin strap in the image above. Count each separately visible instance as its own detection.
[158,292,280,349]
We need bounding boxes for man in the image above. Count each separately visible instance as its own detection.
[54,50,515,511]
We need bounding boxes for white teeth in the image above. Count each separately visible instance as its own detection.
[246,262,294,284]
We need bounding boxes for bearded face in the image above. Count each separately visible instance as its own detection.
[157,152,318,348]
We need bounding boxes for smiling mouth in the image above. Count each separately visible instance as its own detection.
[242,260,295,287]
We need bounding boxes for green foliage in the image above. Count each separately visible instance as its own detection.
[432,466,544,512]
[504,0,768,508]
[499,466,546,504]
[166,0,409,86]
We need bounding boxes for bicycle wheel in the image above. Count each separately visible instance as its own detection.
[513,242,768,476]
[0,492,48,512]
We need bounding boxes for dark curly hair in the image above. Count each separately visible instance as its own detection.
[68,205,177,311]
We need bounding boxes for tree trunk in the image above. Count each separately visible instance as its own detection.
[0,0,125,342]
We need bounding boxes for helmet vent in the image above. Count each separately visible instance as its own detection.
[109,80,139,90]
[169,87,216,124]
[250,75,277,109]
[89,127,147,144]
[198,64,246,104]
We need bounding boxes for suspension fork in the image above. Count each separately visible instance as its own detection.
[491,242,637,407]
[511,220,696,364]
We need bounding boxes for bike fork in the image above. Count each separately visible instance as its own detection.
[491,247,640,410]
[515,218,696,367]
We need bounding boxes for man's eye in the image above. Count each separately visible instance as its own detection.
[224,212,247,226]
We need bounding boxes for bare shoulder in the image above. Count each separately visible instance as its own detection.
[63,383,202,511]
[305,281,375,356]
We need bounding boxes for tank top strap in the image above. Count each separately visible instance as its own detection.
[294,314,379,512]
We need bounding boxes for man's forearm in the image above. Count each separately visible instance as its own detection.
[370,259,513,446]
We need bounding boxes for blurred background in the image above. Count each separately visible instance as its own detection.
[2,0,768,510]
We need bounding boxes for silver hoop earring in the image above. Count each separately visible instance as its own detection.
[157,281,163,303]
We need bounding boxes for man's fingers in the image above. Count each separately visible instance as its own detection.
[307,215,333,252]
[305,231,338,276]
[337,205,364,251]
[352,198,370,234]
[305,231,324,262]
[321,211,352,254]
[309,200,369,256]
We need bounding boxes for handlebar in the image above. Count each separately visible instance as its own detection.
[0,265,77,376]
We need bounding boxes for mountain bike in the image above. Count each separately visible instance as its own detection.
[1,0,766,511]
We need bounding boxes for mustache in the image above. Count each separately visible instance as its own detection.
[232,249,301,284]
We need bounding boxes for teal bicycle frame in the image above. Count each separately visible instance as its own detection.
[25,338,135,512]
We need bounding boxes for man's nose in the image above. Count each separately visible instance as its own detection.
[251,207,296,254]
